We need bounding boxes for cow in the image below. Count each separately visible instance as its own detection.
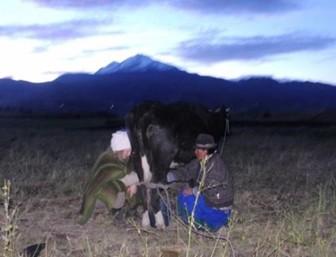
[125,101,230,228]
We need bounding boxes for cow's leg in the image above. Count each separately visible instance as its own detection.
[159,189,171,227]
[141,155,152,182]
[141,187,152,227]
[152,188,171,228]
[140,153,157,227]
[139,154,167,228]
[141,187,160,228]
[141,188,169,229]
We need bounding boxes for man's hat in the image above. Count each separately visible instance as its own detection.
[195,133,217,149]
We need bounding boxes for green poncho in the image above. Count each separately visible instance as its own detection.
[78,149,136,224]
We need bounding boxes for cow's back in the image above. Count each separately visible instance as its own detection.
[125,102,227,183]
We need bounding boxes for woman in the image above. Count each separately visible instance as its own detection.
[78,130,139,224]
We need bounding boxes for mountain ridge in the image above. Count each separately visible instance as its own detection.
[0,54,336,121]
[95,54,180,74]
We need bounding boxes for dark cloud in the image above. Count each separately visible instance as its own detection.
[176,34,336,63]
[168,0,299,14]
[0,18,118,42]
[28,0,299,14]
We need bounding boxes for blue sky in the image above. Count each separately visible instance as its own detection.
[0,0,335,85]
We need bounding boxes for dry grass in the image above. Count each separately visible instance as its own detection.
[1,120,336,256]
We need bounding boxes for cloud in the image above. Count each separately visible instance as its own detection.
[176,34,336,63]
[33,45,50,53]
[28,0,114,8]
[27,0,149,9]
[0,18,118,42]
[82,46,129,55]
[28,0,299,14]
[63,46,130,61]
[168,0,299,14]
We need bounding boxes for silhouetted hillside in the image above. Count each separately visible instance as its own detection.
[0,55,335,122]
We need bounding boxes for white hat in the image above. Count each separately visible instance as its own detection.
[110,130,131,151]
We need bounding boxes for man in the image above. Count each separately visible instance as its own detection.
[78,130,139,224]
[167,133,233,231]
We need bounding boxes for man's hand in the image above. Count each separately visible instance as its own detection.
[166,171,177,183]
[127,184,137,198]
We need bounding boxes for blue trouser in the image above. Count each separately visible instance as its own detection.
[177,193,231,231]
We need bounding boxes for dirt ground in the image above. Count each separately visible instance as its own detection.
[1,123,336,257]
[15,192,232,257]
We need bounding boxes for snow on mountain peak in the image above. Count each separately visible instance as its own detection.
[96,54,179,74]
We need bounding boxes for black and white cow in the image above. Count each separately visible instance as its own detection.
[125,101,229,228]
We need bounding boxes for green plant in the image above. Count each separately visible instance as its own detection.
[1,180,18,257]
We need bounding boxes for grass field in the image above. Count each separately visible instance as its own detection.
[1,118,336,257]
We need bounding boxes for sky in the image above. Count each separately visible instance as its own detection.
[0,0,335,85]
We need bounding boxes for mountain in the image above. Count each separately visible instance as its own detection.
[1,54,336,122]
[95,54,180,74]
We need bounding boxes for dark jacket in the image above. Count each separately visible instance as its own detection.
[172,152,233,208]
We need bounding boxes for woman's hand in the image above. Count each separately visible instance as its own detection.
[127,184,137,197]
